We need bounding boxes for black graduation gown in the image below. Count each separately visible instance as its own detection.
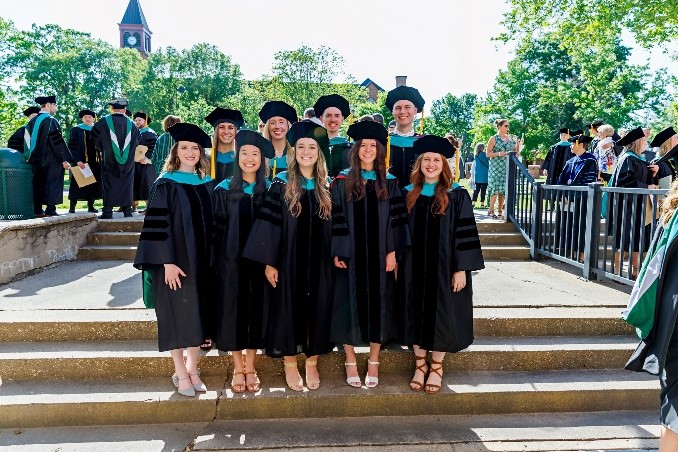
[242,176,334,358]
[401,187,485,352]
[25,114,72,210]
[212,182,268,351]
[7,126,25,152]
[607,151,653,251]
[67,126,101,201]
[388,134,420,189]
[133,177,215,352]
[327,137,352,178]
[92,114,140,208]
[542,143,574,185]
[213,151,236,185]
[330,175,411,346]
[134,129,158,201]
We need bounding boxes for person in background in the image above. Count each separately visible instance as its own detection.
[260,100,297,178]
[642,128,656,161]
[388,120,396,134]
[133,112,158,214]
[372,113,384,125]
[649,127,678,186]
[67,109,100,213]
[542,128,573,185]
[303,107,323,126]
[486,118,521,219]
[314,94,352,177]
[594,124,616,182]
[586,119,605,153]
[386,85,425,188]
[401,135,484,394]
[445,133,460,180]
[471,143,489,208]
[152,115,181,176]
[7,106,40,152]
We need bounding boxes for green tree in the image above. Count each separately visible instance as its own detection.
[427,93,479,148]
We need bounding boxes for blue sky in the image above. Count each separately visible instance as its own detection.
[2,0,675,105]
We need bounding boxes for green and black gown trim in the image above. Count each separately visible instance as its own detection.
[212,177,271,351]
[133,171,216,352]
[329,169,411,346]
[399,182,484,352]
[152,132,174,175]
[242,171,334,358]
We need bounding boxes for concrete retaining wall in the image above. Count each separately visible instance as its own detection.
[0,214,98,284]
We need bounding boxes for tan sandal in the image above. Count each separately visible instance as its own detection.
[425,358,444,395]
[245,371,260,393]
[305,358,320,390]
[284,361,304,392]
[230,371,246,393]
[410,354,428,392]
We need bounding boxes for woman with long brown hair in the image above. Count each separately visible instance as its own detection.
[134,123,215,397]
[330,121,410,388]
[243,121,334,392]
[400,135,485,394]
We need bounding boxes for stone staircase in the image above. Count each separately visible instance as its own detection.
[78,217,531,261]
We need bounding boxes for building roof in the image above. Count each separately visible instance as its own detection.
[120,0,151,31]
[360,78,384,92]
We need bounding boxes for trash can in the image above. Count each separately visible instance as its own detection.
[0,148,34,220]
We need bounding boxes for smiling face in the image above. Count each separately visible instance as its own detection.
[217,122,237,145]
[238,144,262,175]
[321,107,344,134]
[176,141,202,172]
[268,116,289,140]
[420,152,444,183]
[294,137,319,169]
[134,117,147,129]
[358,139,378,169]
[392,100,417,128]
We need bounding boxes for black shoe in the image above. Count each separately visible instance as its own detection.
[88,207,98,213]
[98,214,113,220]
[68,209,76,214]
[123,209,134,218]
[45,212,59,217]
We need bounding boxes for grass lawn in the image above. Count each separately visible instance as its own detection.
[57,173,147,211]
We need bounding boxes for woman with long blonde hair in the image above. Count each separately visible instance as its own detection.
[259,100,297,178]
[243,121,334,392]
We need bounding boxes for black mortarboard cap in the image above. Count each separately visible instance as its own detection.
[125,110,132,117]
[313,94,350,118]
[559,128,570,134]
[78,109,96,119]
[235,129,275,159]
[23,106,40,117]
[34,95,56,105]
[385,86,425,111]
[570,129,584,137]
[586,119,605,129]
[655,143,678,165]
[134,112,151,123]
[205,107,244,128]
[649,127,676,148]
[616,126,645,147]
[286,121,330,159]
[413,135,456,159]
[346,121,389,147]
[108,98,129,109]
[258,101,298,125]
[167,123,212,149]
[568,135,593,145]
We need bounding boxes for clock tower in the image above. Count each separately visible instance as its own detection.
[118,0,152,58]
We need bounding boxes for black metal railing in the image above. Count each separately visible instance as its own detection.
[505,155,668,285]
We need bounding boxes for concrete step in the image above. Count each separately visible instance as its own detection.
[87,232,140,246]
[0,370,659,428]
[479,232,527,246]
[77,245,136,260]
[0,336,639,381]
[0,308,633,342]
[95,219,144,233]
[477,222,519,233]
[0,411,659,451]
[482,245,531,260]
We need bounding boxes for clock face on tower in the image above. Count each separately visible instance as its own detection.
[127,35,137,46]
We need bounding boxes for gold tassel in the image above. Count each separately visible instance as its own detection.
[418,108,425,134]
[348,114,354,125]
[273,158,277,177]
[455,148,461,183]
[386,136,391,169]
[210,146,216,179]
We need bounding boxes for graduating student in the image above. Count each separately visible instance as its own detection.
[259,100,297,178]
[330,121,410,389]
[67,109,100,213]
[213,130,274,394]
[7,106,40,152]
[649,127,678,186]
[608,126,659,278]
[243,121,334,392]
[400,135,484,394]
[133,123,215,397]
[91,98,140,219]
[205,107,244,184]
[152,115,181,175]
[133,112,158,213]
[556,135,599,262]
[542,128,574,185]
[385,85,425,188]
[24,95,72,217]
[313,94,352,177]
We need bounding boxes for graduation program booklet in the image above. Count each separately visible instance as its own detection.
[70,163,96,187]
[134,145,149,163]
